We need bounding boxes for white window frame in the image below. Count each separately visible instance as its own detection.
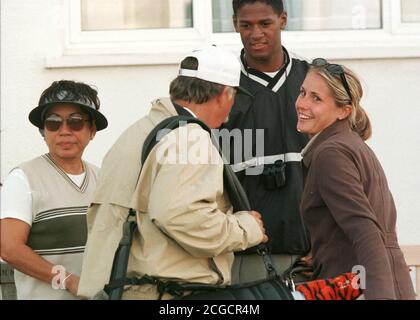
[46,0,420,68]
[392,0,420,34]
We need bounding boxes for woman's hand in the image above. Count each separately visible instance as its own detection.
[299,254,314,278]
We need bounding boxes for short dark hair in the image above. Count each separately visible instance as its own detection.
[38,80,100,127]
[169,57,225,104]
[232,0,284,16]
[39,80,100,112]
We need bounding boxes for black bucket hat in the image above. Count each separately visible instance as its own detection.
[29,89,108,131]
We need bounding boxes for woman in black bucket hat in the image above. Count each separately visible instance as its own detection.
[1,80,107,299]
[29,80,108,132]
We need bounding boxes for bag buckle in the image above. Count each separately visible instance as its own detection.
[156,280,184,299]
[256,245,279,279]
[284,276,296,292]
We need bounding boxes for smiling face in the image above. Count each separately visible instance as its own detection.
[43,104,96,167]
[233,1,287,71]
[295,71,352,137]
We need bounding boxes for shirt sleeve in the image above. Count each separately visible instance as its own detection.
[314,147,396,300]
[1,168,33,226]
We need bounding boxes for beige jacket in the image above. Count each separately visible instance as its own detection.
[78,98,263,299]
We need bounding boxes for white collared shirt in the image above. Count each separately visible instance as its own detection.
[183,107,198,118]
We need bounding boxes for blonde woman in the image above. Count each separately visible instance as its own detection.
[295,59,415,300]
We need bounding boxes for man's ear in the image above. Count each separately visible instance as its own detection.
[279,11,288,30]
[216,87,230,107]
[233,15,239,32]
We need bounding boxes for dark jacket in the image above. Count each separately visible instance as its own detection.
[221,48,310,254]
[301,120,415,300]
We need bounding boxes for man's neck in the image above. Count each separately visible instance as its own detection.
[49,153,84,175]
[244,48,285,73]
[173,99,216,128]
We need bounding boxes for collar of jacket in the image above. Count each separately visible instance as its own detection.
[150,97,178,120]
[240,46,289,73]
[240,46,291,91]
[302,119,352,168]
[173,102,196,118]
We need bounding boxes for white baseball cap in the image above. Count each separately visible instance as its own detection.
[179,45,252,96]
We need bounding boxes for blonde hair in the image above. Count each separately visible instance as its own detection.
[310,65,372,141]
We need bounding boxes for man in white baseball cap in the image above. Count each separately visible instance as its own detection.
[178,45,252,97]
[78,45,267,300]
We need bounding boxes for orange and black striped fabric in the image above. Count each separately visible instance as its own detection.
[296,272,363,300]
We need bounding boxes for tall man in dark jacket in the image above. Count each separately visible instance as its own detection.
[221,0,310,283]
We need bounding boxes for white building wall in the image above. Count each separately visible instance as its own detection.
[2,0,420,244]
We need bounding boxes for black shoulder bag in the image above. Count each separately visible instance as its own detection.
[103,115,293,300]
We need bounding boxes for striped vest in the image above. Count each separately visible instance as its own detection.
[15,154,98,299]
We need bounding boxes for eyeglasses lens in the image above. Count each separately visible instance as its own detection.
[44,114,86,132]
[311,58,352,101]
[312,58,328,67]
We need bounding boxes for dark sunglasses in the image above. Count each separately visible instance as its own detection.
[311,58,352,102]
[44,113,90,132]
